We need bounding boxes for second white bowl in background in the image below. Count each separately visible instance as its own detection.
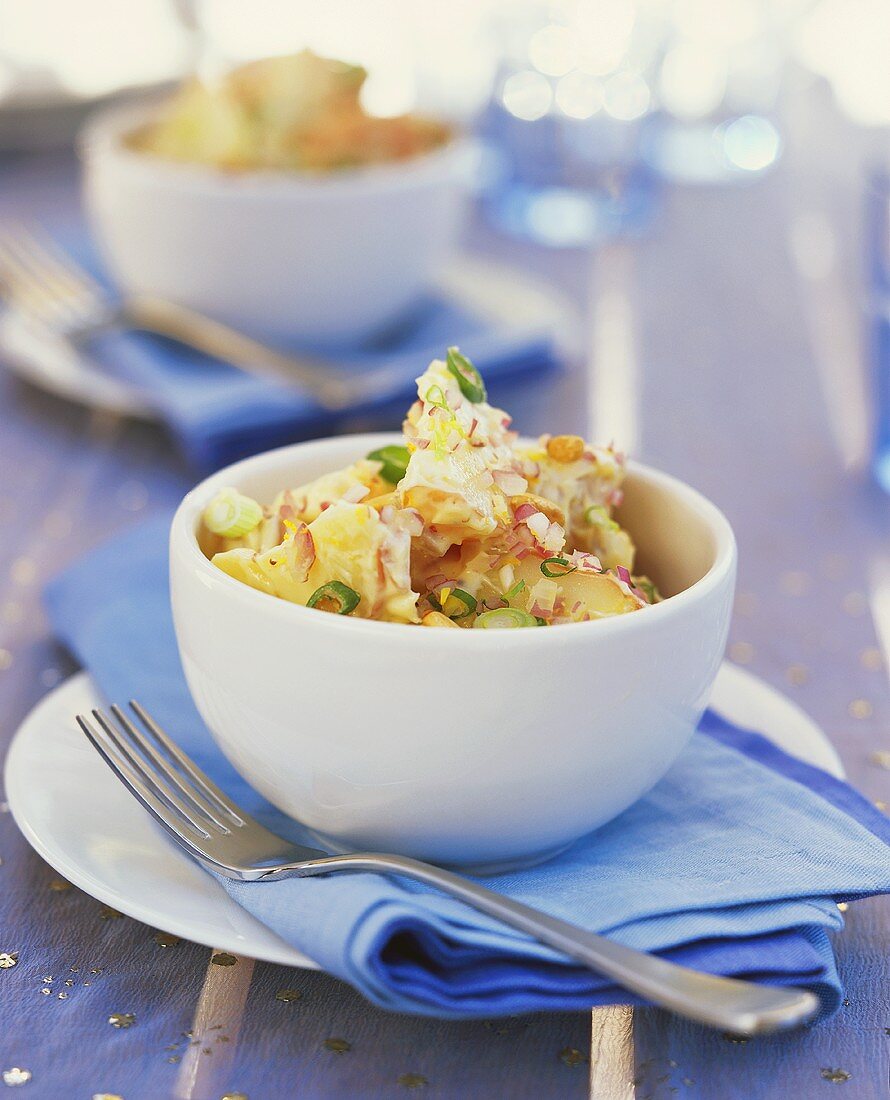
[80,100,474,347]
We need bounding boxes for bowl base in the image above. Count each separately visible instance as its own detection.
[447,843,573,877]
[300,826,572,877]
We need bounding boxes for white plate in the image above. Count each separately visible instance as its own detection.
[3,664,844,970]
[0,257,579,420]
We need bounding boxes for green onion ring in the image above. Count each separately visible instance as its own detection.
[540,557,577,578]
[424,384,449,409]
[501,579,526,604]
[584,504,619,531]
[203,487,263,538]
[306,581,361,615]
[473,607,539,629]
[440,588,477,619]
[366,445,410,485]
[446,346,486,403]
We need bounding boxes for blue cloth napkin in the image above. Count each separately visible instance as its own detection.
[45,232,561,472]
[45,517,890,1021]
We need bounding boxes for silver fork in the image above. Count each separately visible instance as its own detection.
[76,701,819,1035]
[0,224,413,409]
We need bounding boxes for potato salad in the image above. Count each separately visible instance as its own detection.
[130,50,450,174]
[201,351,660,628]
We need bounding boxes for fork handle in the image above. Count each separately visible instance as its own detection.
[273,852,817,1035]
[121,295,358,408]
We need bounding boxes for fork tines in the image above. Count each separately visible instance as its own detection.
[0,223,109,330]
[76,702,244,846]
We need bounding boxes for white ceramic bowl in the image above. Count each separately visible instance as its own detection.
[80,100,472,346]
[170,434,736,869]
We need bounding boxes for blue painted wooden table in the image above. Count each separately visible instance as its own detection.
[0,102,888,1099]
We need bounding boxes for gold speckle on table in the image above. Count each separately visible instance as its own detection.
[734,592,758,617]
[1,601,23,624]
[322,1038,351,1054]
[848,699,873,720]
[42,976,52,983]
[820,1067,852,1083]
[842,591,867,616]
[860,647,885,671]
[559,1047,588,1068]
[41,511,73,540]
[116,481,149,512]
[87,409,123,442]
[779,570,810,596]
[822,553,847,579]
[397,1074,428,1089]
[49,878,72,892]
[875,800,888,813]
[57,991,68,999]
[785,664,809,686]
[837,902,849,912]
[90,967,102,974]
[220,1093,248,1100]
[275,989,301,1002]
[729,641,755,664]
[153,932,180,948]
[40,989,50,996]
[99,906,123,919]
[9,557,37,586]
[869,751,890,770]
[0,952,18,969]
[39,668,61,688]
[92,1094,124,1100]
[2,1067,32,1087]
[0,649,12,671]
[108,1013,135,1029]
[210,952,237,967]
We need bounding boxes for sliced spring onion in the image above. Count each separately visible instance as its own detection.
[636,579,658,604]
[535,616,547,627]
[439,588,477,619]
[501,579,526,604]
[366,445,410,485]
[446,346,486,403]
[306,581,360,615]
[584,504,619,531]
[203,487,263,538]
[473,607,538,629]
[424,384,448,409]
[540,557,577,578]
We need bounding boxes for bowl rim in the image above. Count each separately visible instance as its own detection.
[171,432,737,644]
[78,94,473,197]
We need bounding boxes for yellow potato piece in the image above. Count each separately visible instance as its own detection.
[213,501,419,623]
[505,555,642,621]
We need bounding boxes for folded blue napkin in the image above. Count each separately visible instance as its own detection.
[45,517,890,1021]
[44,232,561,472]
